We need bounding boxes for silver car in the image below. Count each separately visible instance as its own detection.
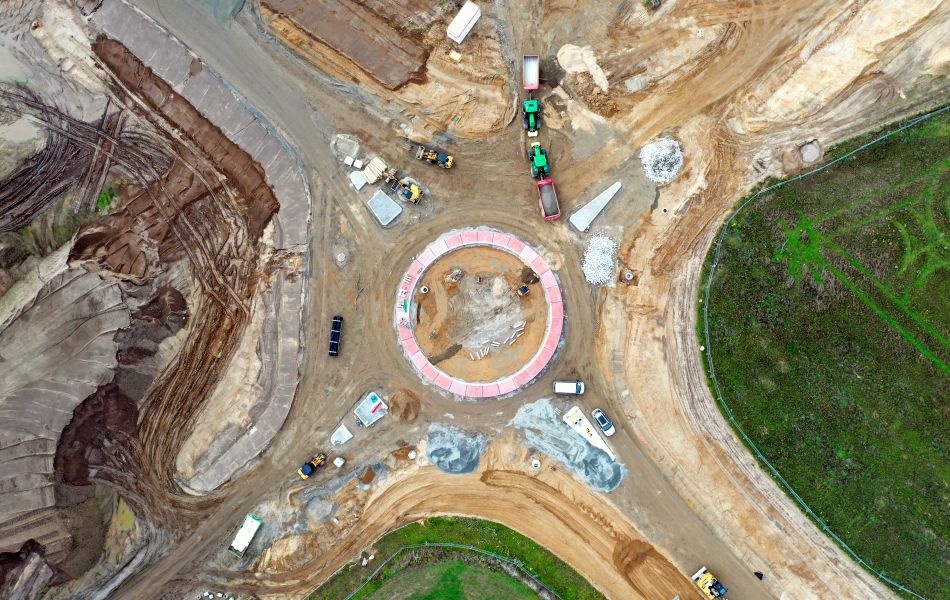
[591,408,615,436]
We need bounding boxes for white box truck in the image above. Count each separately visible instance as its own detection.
[553,380,585,395]
[447,2,481,44]
[228,513,262,558]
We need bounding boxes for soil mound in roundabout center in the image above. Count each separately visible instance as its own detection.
[394,229,564,399]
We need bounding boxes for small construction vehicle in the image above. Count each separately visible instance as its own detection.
[691,566,728,599]
[297,453,327,480]
[413,144,454,169]
[522,99,541,137]
[382,167,422,203]
[516,285,530,297]
[529,142,550,179]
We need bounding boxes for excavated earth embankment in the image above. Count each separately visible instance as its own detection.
[260,0,428,90]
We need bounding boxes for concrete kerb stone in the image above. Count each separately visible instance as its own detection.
[393,227,565,400]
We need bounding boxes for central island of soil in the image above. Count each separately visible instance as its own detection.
[414,247,548,382]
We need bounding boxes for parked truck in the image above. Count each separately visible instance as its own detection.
[537,178,560,221]
[522,55,540,91]
[228,514,262,558]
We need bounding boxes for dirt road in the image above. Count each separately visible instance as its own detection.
[89,0,950,598]
[200,439,703,600]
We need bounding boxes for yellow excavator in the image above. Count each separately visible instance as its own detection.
[414,144,454,169]
[382,167,422,203]
[692,567,728,599]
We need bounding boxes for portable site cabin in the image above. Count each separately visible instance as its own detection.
[447,2,481,44]
[228,514,263,558]
[354,391,388,427]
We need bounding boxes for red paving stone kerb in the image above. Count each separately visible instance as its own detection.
[394,228,564,399]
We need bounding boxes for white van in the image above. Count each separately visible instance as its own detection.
[553,380,585,395]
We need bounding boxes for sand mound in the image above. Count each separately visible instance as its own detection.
[557,44,609,92]
[389,389,421,423]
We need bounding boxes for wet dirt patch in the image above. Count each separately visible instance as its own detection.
[511,399,626,492]
[426,424,487,475]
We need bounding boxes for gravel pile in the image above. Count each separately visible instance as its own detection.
[582,235,618,286]
[426,424,487,474]
[639,138,683,184]
[511,399,626,492]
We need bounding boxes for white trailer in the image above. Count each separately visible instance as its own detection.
[447,1,481,44]
[562,406,615,460]
[228,513,262,558]
[522,55,540,90]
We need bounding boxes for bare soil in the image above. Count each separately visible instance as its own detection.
[414,246,547,382]
[259,0,428,90]
[260,2,513,137]
[10,1,949,599]
[388,389,421,423]
[212,440,701,600]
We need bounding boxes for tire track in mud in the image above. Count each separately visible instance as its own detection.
[90,1,949,598]
[195,454,701,600]
[61,36,282,534]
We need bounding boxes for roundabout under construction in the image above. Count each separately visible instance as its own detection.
[0,1,947,599]
[395,229,564,397]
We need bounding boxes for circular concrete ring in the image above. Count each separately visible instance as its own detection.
[394,228,564,399]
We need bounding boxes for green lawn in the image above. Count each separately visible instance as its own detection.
[702,109,950,597]
[361,560,537,600]
[309,517,604,600]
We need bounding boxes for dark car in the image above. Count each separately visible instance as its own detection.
[329,315,343,356]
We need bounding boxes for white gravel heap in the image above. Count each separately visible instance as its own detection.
[582,235,618,286]
[639,138,683,184]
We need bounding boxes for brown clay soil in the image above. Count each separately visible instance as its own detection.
[260,2,513,137]
[86,36,276,512]
[414,246,547,382]
[388,389,421,423]
[29,1,950,599]
[258,0,428,90]
[207,440,702,600]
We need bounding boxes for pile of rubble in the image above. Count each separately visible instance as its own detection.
[582,235,619,286]
[639,138,683,184]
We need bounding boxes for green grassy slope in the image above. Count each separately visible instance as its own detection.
[310,517,604,600]
[703,111,950,597]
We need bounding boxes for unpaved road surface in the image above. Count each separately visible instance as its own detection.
[35,0,950,599]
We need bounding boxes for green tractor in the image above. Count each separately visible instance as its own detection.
[529,142,550,179]
[522,99,542,137]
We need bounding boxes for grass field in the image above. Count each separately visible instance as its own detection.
[309,517,604,600]
[361,560,538,600]
[703,110,950,597]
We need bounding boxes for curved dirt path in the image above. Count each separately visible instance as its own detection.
[94,0,950,599]
[199,441,702,600]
